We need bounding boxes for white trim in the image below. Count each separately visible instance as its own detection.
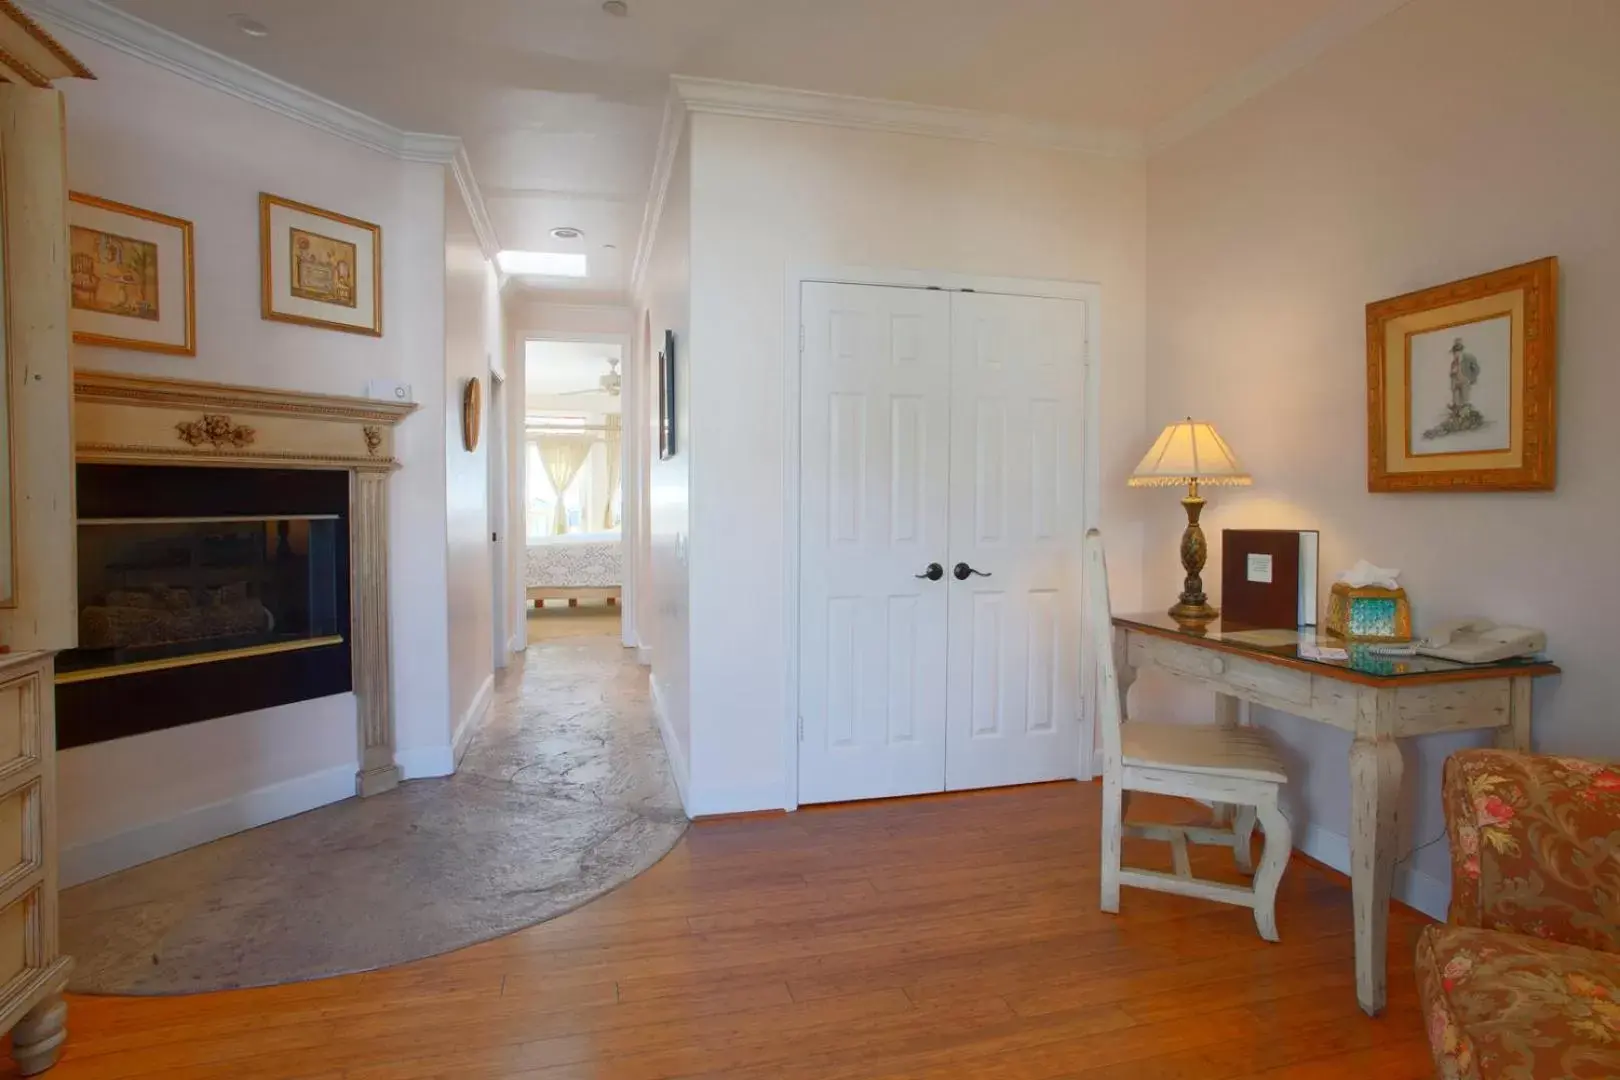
[396,744,456,780]
[781,265,1103,812]
[1147,0,1416,152]
[451,143,502,263]
[60,762,356,887]
[637,644,653,667]
[1298,821,1449,921]
[650,673,691,816]
[673,76,1140,159]
[452,672,495,766]
[630,89,686,301]
[509,631,527,655]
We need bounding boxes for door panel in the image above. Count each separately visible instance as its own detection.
[945,292,1086,791]
[798,283,952,804]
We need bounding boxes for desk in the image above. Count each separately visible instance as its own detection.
[1111,613,1560,1016]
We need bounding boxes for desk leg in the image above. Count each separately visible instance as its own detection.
[1350,721,1402,1017]
[1211,693,1242,825]
[1494,677,1533,752]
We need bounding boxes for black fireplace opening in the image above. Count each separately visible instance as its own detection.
[57,464,352,749]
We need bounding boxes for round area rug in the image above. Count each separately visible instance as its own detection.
[60,632,686,995]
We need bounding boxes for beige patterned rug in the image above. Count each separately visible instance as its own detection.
[60,631,685,994]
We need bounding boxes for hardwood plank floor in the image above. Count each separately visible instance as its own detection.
[14,783,1435,1079]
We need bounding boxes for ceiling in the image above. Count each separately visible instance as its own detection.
[526,340,622,412]
[107,0,1373,300]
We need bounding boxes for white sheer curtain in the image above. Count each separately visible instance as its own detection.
[535,432,595,535]
[602,415,622,530]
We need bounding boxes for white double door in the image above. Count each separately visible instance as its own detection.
[798,281,1087,804]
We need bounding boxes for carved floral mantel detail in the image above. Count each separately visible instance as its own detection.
[175,414,256,449]
[362,426,383,456]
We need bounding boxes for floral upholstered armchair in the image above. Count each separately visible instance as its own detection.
[1418,749,1620,1079]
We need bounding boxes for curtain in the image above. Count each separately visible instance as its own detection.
[602,415,622,530]
[536,432,594,535]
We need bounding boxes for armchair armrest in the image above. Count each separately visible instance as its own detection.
[1443,749,1620,953]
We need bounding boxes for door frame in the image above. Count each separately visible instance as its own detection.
[488,365,509,669]
[516,329,637,651]
[781,265,1104,812]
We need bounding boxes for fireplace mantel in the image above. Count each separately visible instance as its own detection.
[71,371,420,798]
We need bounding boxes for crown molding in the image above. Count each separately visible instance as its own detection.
[630,88,686,301]
[450,142,501,263]
[1147,0,1415,152]
[671,76,1143,160]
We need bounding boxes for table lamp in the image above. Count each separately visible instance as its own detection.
[1129,418,1251,623]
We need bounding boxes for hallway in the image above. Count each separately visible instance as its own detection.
[60,629,683,994]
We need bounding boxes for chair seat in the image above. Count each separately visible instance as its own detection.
[1121,721,1289,783]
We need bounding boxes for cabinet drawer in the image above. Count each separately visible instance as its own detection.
[0,885,36,991]
[1127,632,1314,708]
[0,673,40,777]
[0,780,39,896]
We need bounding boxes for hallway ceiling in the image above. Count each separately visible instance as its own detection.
[108,0,1366,299]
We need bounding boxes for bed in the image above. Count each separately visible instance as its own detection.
[525,531,622,606]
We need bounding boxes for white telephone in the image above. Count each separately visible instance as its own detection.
[1417,618,1547,664]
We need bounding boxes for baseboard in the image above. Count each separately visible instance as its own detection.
[508,631,526,655]
[649,673,690,816]
[452,673,495,766]
[396,744,455,779]
[61,762,356,887]
[637,644,652,667]
[1298,822,1450,921]
[685,783,788,818]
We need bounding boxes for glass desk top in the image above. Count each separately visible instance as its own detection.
[1113,613,1560,685]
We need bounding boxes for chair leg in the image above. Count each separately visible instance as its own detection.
[1232,806,1257,874]
[1251,792,1292,943]
[1100,774,1123,914]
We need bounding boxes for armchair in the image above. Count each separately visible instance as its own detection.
[1418,749,1620,1079]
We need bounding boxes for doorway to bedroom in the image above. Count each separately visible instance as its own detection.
[523,338,626,644]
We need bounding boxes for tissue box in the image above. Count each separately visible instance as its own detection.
[1325,583,1411,642]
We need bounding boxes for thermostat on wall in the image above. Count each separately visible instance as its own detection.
[366,379,413,403]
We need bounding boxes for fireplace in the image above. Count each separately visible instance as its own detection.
[57,464,352,749]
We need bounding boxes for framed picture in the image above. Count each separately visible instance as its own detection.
[68,193,195,356]
[260,193,381,336]
[1366,257,1557,492]
[658,329,677,460]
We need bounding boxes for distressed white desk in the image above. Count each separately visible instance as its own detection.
[1111,613,1560,1017]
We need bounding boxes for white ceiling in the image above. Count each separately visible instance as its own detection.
[526,340,622,412]
[105,0,1378,299]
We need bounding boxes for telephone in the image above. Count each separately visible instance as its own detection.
[1416,618,1547,664]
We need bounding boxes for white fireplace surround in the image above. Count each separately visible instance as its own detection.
[71,370,418,798]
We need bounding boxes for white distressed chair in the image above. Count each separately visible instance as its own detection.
[1085,529,1294,941]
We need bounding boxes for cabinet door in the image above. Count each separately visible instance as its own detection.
[944,292,1087,791]
[798,283,952,804]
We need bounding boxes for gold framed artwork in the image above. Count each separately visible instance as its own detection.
[1366,257,1557,492]
[259,193,381,336]
[68,193,195,356]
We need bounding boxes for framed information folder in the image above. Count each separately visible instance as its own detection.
[1221,529,1320,629]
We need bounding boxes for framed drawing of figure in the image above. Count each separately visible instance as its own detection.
[260,193,381,336]
[1366,257,1557,492]
[68,193,195,355]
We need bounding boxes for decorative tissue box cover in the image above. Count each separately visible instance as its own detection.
[1325,583,1411,642]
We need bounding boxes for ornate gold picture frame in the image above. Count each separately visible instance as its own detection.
[259,193,381,337]
[1366,257,1557,492]
[68,193,195,356]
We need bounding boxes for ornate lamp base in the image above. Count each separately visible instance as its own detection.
[1169,490,1218,624]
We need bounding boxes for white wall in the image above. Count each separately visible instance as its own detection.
[683,112,1148,814]
[443,186,500,767]
[54,32,451,884]
[1144,0,1620,916]
[639,127,693,807]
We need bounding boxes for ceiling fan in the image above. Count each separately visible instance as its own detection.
[557,356,621,397]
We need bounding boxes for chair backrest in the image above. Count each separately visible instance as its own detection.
[1083,529,1125,771]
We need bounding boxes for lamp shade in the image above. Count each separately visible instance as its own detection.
[1128,419,1252,488]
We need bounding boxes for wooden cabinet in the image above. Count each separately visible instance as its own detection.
[0,652,69,1075]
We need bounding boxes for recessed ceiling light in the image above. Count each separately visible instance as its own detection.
[602,0,629,15]
[602,243,617,250]
[497,250,588,278]
[549,227,584,240]
[229,12,269,37]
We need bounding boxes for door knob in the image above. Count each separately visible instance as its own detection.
[953,562,991,581]
[914,562,944,581]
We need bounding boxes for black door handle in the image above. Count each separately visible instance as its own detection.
[953,563,991,581]
[914,562,944,581]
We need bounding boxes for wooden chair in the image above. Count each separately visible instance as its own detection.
[1085,529,1294,941]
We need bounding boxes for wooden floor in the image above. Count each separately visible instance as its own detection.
[18,783,1436,1080]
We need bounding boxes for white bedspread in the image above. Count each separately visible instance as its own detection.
[525,532,621,589]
